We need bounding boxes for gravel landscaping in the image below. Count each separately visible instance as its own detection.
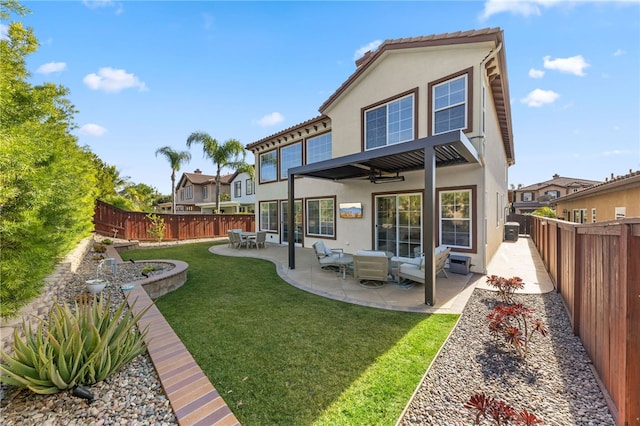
[399,288,615,425]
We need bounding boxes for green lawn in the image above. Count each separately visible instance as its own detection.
[126,243,458,425]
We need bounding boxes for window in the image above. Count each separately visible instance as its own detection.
[439,189,473,250]
[185,185,193,199]
[260,151,277,183]
[306,198,335,237]
[433,74,467,134]
[202,186,208,199]
[546,190,560,199]
[306,133,332,164]
[522,192,533,202]
[246,179,253,195]
[280,142,302,179]
[364,93,414,150]
[615,207,626,219]
[179,189,184,201]
[259,201,278,232]
[591,208,596,223]
[234,181,241,198]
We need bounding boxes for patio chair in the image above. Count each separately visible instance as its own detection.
[249,231,267,249]
[230,231,249,249]
[312,241,344,271]
[399,246,451,284]
[227,231,235,248]
[353,250,389,288]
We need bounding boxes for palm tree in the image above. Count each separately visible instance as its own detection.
[186,131,252,213]
[155,146,191,213]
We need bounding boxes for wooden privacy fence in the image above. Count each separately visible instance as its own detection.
[530,215,639,425]
[93,199,255,241]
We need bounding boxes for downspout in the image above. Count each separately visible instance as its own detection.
[476,42,503,275]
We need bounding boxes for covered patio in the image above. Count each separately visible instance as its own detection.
[210,243,477,314]
[286,130,481,306]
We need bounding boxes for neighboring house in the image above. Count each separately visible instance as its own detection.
[217,167,256,214]
[512,174,600,215]
[553,170,640,223]
[153,202,173,213]
[174,169,232,214]
[246,28,516,305]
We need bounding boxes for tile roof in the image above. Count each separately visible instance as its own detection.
[554,170,640,201]
[518,175,601,192]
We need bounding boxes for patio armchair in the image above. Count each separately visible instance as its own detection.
[312,241,344,271]
[399,246,451,284]
[230,231,250,249]
[353,250,389,287]
[249,231,267,249]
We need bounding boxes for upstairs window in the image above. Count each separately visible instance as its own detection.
[546,190,560,199]
[259,151,277,183]
[202,186,208,199]
[246,179,254,195]
[433,75,467,134]
[234,181,241,198]
[280,142,302,180]
[364,93,414,150]
[522,192,533,202]
[306,133,332,164]
[185,185,193,199]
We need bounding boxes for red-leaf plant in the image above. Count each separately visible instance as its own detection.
[485,275,525,304]
[465,393,543,425]
[487,303,547,359]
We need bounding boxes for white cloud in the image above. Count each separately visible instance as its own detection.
[36,62,67,74]
[0,23,8,40]
[528,68,545,79]
[543,55,589,76]
[82,0,114,9]
[255,112,284,127]
[83,67,148,93]
[354,40,382,61]
[479,0,560,20]
[520,89,560,107]
[613,48,626,57]
[79,123,107,136]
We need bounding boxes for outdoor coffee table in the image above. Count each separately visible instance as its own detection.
[334,254,354,279]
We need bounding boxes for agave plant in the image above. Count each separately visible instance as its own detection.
[0,295,150,394]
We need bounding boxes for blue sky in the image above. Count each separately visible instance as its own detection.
[8,0,640,194]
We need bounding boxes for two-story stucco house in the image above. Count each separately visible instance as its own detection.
[553,170,640,223]
[174,169,233,214]
[511,173,600,215]
[222,168,256,214]
[246,28,515,305]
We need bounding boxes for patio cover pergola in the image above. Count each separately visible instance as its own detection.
[287,130,480,306]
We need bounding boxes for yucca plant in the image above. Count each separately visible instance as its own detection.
[0,296,150,394]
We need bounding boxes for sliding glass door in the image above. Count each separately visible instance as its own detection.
[375,193,422,257]
[281,200,303,246]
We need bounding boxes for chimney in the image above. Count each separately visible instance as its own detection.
[552,173,559,179]
[194,169,202,174]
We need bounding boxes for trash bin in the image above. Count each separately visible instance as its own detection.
[449,254,471,275]
[504,222,520,242]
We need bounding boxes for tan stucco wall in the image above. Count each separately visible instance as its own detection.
[556,184,640,222]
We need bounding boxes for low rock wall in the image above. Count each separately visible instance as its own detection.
[0,236,94,355]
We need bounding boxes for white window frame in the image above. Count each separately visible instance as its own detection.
[522,192,533,202]
[615,207,626,219]
[259,151,277,183]
[306,132,332,164]
[433,74,468,135]
[591,208,596,223]
[439,188,473,250]
[234,181,241,198]
[306,198,335,238]
[259,201,278,232]
[364,93,414,150]
[280,142,302,180]
[202,186,208,199]
[246,179,253,195]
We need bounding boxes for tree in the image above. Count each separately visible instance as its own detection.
[1,0,97,317]
[155,146,191,213]
[185,132,252,213]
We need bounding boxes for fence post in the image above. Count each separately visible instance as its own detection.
[572,226,581,336]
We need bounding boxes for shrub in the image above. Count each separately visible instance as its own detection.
[0,296,150,394]
[146,213,166,243]
[486,303,547,359]
[465,393,542,425]
[101,238,113,245]
[140,265,156,274]
[93,243,107,253]
[485,275,524,304]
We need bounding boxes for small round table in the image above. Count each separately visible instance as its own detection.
[334,254,353,279]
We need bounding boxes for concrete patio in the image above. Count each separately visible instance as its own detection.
[210,235,554,314]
